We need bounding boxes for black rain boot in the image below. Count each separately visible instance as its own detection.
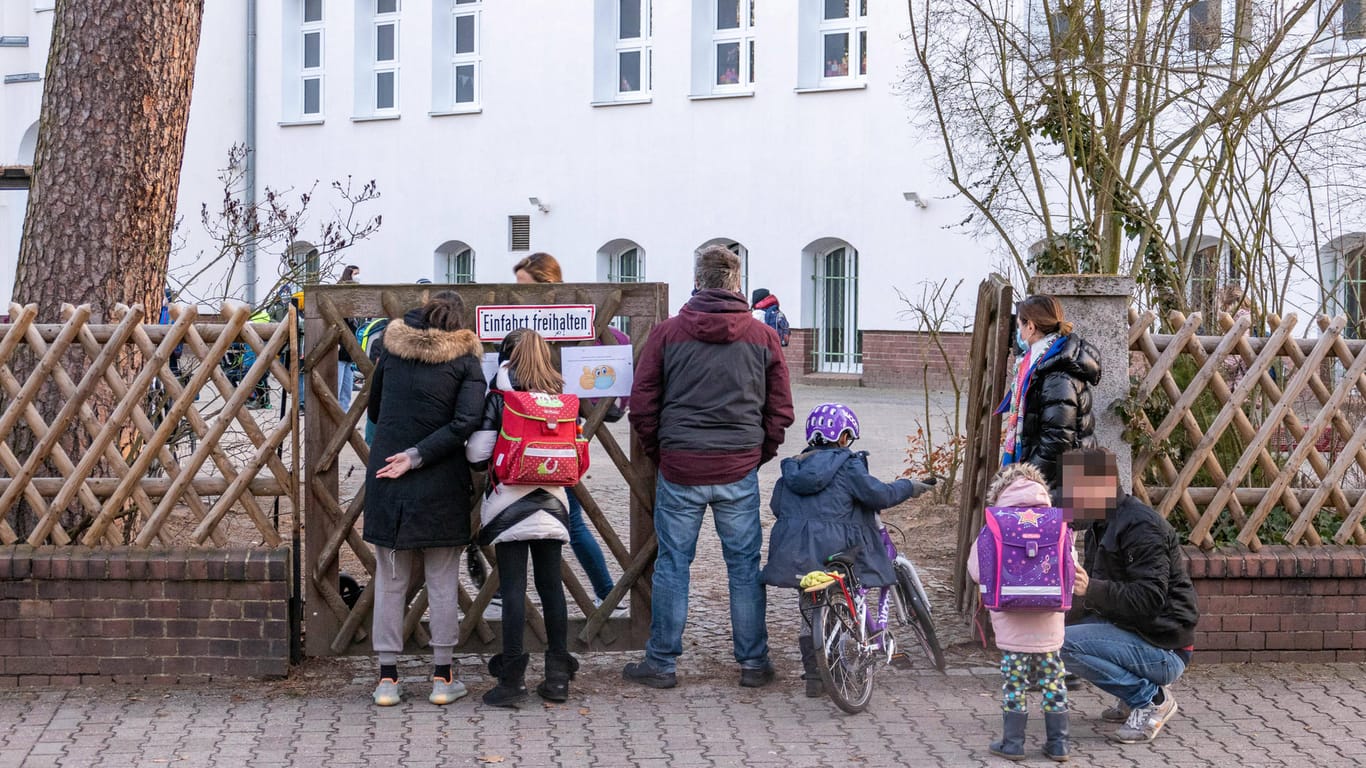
[536,652,579,702]
[482,653,530,708]
[1043,711,1070,762]
[989,710,1028,761]
[798,636,824,698]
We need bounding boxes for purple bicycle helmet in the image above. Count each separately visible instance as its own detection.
[806,402,861,445]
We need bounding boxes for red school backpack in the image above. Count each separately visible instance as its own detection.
[490,390,591,487]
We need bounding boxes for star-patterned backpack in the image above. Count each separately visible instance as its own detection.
[977,506,1075,612]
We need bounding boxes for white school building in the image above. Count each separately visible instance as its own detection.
[2,1,1363,384]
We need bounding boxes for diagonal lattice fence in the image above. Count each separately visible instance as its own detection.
[0,302,298,549]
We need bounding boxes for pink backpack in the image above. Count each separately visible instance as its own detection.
[977,506,1075,612]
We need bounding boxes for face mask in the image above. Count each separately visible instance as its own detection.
[1015,326,1029,355]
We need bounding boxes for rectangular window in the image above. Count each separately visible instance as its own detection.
[710,0,754,91]
[300,2,324,117]
[451,1,481,106]
[373,0,400,112]
[817,0,866,84]
[616,0,651,96]
[1347,0,1365,40]
[1189,0,1221,50]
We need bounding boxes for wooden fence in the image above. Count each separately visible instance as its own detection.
[0,302,298,549]
[303,283,667,657]
[1129,308,1366,550]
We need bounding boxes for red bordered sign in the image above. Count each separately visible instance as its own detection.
[476,304,597,343]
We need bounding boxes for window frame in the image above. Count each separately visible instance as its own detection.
[817,0,867,87]
[812,242,862,374]
[300,3,325,118]
[608,246,646,283]
[711,0,756,92]
[450,0,481,107]
[616,0,653,97]
[372,0,401,113]
[444,247,476,284]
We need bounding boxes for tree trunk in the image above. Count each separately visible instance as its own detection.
[6,0,204,538]
[15,0,204,319]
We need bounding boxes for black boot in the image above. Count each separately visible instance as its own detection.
[989,710,1028,761]
[482,653,530,708]
[536,652,579,702]
[798,637,824,698]
[1043,711,1070,762]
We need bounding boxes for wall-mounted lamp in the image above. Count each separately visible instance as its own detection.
[529,196,550,213]
[903,191,928,209]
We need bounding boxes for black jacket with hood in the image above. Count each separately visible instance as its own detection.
[362,309,486,550]
[1004,333,1103,488]
[1075,494,1201,652]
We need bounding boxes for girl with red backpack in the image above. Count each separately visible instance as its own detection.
[466,328,579,707]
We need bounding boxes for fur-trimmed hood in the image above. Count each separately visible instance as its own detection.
[382,316,482,364]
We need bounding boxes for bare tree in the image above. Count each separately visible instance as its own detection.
[904,0,1366,325]
[170,145,382,313]
[898,278,970,502]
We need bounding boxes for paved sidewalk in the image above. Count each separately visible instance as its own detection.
[2,659,1363,767]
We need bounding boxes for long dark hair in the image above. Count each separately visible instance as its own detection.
[422,291,465,331]
[1018,295,1074,336]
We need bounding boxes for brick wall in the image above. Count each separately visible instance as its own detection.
[784,328,814,382]
[0,546,291,686]
[861,331,973,390]
[1185,546,1366,664]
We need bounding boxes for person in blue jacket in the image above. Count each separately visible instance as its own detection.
[761,402,933,697]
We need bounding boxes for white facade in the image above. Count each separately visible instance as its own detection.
[4,0,1359,360]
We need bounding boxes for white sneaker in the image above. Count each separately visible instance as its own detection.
[429,675,468,705]
[373,678,401,707]
[1111,687,1178,743]
[593,598,628,617]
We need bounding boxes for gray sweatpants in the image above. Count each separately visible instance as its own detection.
[372,545,462,667]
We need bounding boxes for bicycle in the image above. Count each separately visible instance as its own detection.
[802,518,946,714]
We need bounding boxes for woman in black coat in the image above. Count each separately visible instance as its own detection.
[997,294,1102,492]
[363,292,486,708]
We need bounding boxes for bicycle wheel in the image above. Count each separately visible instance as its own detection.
[895,566,946,672]
[812,598,875,714]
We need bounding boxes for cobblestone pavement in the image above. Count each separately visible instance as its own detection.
[2,660,1365,767]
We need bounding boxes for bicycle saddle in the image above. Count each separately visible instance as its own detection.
[826,546,862,567]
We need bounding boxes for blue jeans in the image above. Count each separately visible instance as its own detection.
[1061,618,1187,708]
[568,492,615,601]
[338,362,354,412]
[646,470,768,673]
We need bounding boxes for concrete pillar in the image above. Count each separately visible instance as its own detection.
[1028,275,1135,491]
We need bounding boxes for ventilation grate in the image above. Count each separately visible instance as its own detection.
[508,215,531,252]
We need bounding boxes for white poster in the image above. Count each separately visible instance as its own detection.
[475,304,597,342]
[561,345,635,398]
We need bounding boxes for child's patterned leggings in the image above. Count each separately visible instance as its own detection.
[1000,651,1068,713]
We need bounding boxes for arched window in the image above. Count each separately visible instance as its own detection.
[17,122,39,166]
[1183,235,1237,332]
[695,238,748,297]
[434,240,476,283]
[1321,234,1366,339]
[803,238,861,374]
[287,241,321,285]
[598,239,645,333]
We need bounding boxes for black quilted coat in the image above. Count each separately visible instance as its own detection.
[1016,334,1102,488]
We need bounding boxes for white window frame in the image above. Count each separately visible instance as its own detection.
[451,0,481,107]
[812,242,861,374]
[373,0,401,113]
[301,1,325,118]
[817,0,867,87]
[445,247,476,283]
[711,0,756,93]
[616,0,652,97]
[608,246,646,283]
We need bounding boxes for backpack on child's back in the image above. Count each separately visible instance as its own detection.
[490,390,591,487]
[763,306,791,347]
[976,506,1075,612]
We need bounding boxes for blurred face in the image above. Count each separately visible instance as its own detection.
[1062,464,1120,520]
[514,269,536,284]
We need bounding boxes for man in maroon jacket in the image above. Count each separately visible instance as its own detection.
[623,246,795,690]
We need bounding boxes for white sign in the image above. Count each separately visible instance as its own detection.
[481,352,501,387]
[475,304,597,342]
[561,345,635,399]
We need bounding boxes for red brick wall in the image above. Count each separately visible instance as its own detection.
[784,328,815,382]
[0,546,291,686]
[861,331,973,390]
[1184,546,1366,663]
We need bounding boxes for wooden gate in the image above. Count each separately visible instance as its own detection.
[951,275,1013,615]
[303,283,667,656]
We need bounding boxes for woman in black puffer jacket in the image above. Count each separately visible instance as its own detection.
[997,294,1102,493]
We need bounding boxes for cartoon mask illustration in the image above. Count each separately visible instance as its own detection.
[580,365,616,390]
